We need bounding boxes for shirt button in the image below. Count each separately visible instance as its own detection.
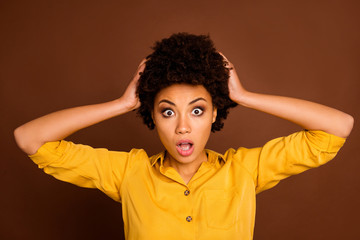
[184,190,190,196]
[186,216,192,222]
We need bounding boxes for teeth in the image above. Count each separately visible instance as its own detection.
[179,143,191,151]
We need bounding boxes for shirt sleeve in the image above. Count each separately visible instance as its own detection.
[237,130,346,194]
[29,140,145,202]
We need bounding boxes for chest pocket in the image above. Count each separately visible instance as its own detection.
[203,189,240,230]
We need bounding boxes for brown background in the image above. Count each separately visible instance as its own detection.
[1,0,359,239]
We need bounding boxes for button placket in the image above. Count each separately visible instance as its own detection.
[183,187,193,223]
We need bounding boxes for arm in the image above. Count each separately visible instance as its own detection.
[14,59,146,155]
[221,53,354,138]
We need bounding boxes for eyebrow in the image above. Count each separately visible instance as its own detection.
[158,97,207,106]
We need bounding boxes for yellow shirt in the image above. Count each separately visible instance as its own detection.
[29,130,345,240]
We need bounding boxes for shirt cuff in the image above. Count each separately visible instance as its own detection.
[28,140,69,168]
[305,130,346,152]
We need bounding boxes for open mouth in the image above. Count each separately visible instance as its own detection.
[176,140,194,157]
[178,142,192,150]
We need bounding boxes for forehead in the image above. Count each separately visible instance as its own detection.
[154,84,212,104]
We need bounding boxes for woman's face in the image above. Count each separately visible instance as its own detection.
[153,84,217,166]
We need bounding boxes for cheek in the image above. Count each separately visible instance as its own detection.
[198,114,214,128]
[157,125,170,139]
[154,115,170,129]
[193,117,213,137]
[154,118,174,140]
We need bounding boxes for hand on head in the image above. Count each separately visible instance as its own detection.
[121,59,147,111]
[218,52,247,104]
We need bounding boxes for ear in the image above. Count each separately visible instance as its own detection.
[212,107,217,123]
[152,111,156,125]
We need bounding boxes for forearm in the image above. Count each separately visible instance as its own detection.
[14,98,132,155]
[14,59,145,155]
[221,52,354,138]
[234,91,354,138]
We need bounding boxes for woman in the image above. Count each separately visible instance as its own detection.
[14,33,353,239]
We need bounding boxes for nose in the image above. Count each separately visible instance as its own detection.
[176,115,191,134]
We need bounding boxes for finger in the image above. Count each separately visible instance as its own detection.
[218,52,233,69]
[218,52,230,62]
[138,58,147,68]
[135,59,147,76]
[218,51,227,60]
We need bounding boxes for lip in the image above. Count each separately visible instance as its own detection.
[176,139,194,157]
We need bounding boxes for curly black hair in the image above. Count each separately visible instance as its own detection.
[137,32,237,132]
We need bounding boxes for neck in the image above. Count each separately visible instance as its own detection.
[165,150,207,184]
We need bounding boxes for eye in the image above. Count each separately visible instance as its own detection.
[191,107,204,116]
[162,109,174,117]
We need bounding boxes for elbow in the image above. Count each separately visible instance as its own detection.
[14,126,23,150]
[14,126,27,153]
[14,126,38,155]
[339,114,354,138]
[345,114,354,137]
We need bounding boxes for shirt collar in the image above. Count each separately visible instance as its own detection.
[150,149,226,167]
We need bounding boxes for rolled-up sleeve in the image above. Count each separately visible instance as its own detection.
[253,130,346,194]
[29,140,142,202]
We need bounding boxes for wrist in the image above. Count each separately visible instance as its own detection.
[231,89,252,107]
[115,97,139,113]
